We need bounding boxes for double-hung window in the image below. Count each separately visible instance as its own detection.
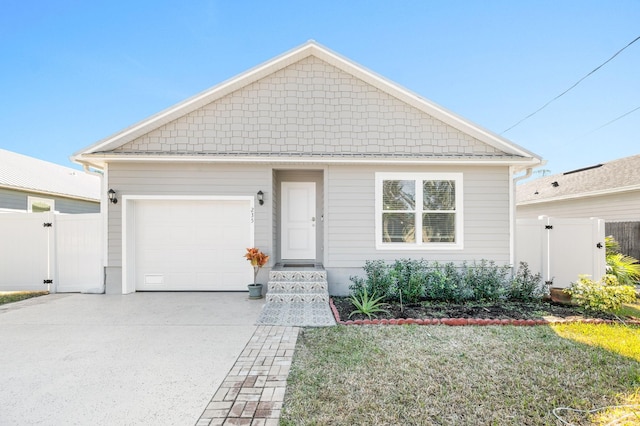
[375,173,463,249]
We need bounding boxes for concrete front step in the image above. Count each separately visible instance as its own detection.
[258,265,334,326]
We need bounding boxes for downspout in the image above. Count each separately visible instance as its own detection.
[81,163,107,294]
[510,167,534,267]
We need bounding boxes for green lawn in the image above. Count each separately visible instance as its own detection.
[281,323,640,425]
[0,291,48,306]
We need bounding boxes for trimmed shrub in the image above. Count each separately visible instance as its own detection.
[507,262,544,301]
[462,260,510,302]
[349,259,543,303]
[388,259,427,304]
[565,274,636,312]
[349,260,395,301]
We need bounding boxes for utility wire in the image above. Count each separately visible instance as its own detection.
[502,35,640,134]
[586,105,640,134]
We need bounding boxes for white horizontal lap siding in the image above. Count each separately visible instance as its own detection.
[107,162,272,267]
[326,165,511,267]
[517,191,640,222]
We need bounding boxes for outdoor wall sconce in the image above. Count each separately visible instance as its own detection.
[108,189,118,204]
[257,190,264,206]
[551,181,559,187]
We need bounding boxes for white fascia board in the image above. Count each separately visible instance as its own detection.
[517,185,640,205]
[80,154,539,167]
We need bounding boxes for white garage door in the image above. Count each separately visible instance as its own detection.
[134,199,253,291]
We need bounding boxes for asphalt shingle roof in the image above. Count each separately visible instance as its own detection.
[517,154,640,204]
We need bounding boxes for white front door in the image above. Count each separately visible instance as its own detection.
[281,182,316,260]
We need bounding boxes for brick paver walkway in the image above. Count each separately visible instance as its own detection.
[196,326,300,426]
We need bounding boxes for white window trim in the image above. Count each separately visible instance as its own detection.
[27,196,55,213]
[375,172,464,250]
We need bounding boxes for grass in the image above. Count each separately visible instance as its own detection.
[615,302,640,319]
[0,291,48,306]
[281,324,640,425]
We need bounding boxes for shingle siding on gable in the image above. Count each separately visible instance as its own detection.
[113,56,506,158]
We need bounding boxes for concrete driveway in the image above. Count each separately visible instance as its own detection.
[0,292,264,425]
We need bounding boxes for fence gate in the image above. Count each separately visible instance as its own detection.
[0,213,102,293]
[516,217,606,289]
[0,213,53,292]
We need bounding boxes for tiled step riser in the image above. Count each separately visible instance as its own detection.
[266,294,330,303]
[268,282,328,293]
[269,271,327,282]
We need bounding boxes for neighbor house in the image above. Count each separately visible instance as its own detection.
[517,153,640,259]
[73,41,543,295]
[517,154,640,221]
[0,148,100,214]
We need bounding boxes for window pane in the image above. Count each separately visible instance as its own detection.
[383,180,415,211]
[422,213,455,242]
[31,202,51,213]
[382,213,415,243]
[423,180,455,210]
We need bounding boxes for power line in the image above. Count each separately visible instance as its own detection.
[586,105,640,134]
[502,35,640,134]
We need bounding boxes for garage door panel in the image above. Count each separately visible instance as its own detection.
[135,199,253,291]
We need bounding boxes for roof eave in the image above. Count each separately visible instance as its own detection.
[517,184,640,205]
[75,152,541,168]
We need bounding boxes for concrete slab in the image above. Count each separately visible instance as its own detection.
[0,292,264,426]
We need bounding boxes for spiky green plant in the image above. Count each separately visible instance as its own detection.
[349,288,389,319]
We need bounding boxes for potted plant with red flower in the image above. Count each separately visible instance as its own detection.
[244,248,269,299]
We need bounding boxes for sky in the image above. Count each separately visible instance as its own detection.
[1,0,638,177]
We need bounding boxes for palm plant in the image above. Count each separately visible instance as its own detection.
[605,236,640,286]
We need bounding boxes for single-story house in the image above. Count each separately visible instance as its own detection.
[517,153,640,259]
[0,148,100,214]
[73,41,543,295]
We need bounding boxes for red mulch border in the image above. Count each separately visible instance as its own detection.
[329,298,640,326]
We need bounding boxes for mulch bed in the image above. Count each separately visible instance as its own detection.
[330,297,639,326]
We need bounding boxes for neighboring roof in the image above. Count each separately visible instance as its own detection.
[73,40,542,170]
[0,149,100,202]
[517,154,640,204]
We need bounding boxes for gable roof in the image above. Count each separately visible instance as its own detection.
[517,153,640,205]
[73,41,542,170]
[0,149,100,202]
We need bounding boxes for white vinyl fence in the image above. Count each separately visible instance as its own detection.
[516,216,606,289]
[0,212,102,293]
